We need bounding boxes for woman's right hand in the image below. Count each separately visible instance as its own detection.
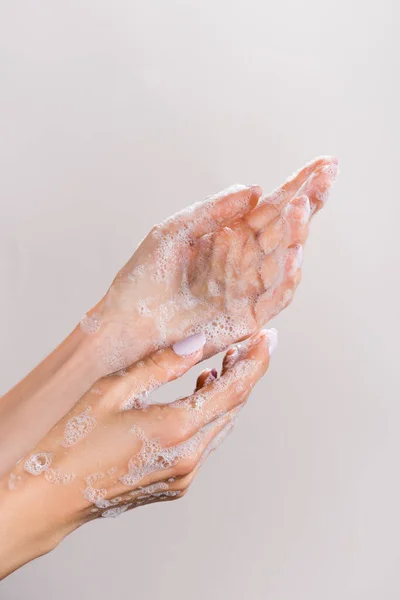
[0,328,277,578]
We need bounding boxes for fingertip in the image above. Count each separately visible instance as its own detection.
[319,155,338,166]
[241,328,278,367]
[297,194,311,210]
[196,367,218,389]
[286,243,303,276]
[309,155,338,168]
[265,328,278,356]
[318,161,339,180]
[285,194,311,225]
[222,346,239,373]
[250,327,278,354]
[203,369,218,387]
[249,185,263,206]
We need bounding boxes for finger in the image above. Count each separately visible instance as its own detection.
[160,184,262,239]
[257,193,310,256]
[294,161,339,216]
[255,256,302,325]
[148,334,276,486]
[169,328,277,438]
[244,156,337,232]
[115,333,207,411]
[88,404,239,507]
[122,406,242,492]
[196,406,240,470]
[117,332,275,493]
[195,368,218,392]
[258,235,303,295]
[256,213,286,255]
[265,243,303,295]
[222,346,239,375]
[127,402,241,503]
[209,226,237,291]
[162,403,243,495]
[261,155,337,210]
[258,249,284,291]
[220,324,278,375]
[282,194,311,247]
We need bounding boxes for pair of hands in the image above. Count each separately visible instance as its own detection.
[1,155,337,577]
[9,328,274,525]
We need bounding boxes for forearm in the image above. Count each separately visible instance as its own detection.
[0,323,102,478]
[0,476,78,580]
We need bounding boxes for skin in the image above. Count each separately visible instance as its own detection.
[0,156,338,477]
[0,329,273,579]
[89,156,338,370]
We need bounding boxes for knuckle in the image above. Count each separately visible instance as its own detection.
[267,202,281,220]
[145,355,169,383]
[163,411,192,446]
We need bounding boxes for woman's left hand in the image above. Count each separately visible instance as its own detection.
[0,328,277,578]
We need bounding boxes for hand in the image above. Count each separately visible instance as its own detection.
[0,328,276,577]
[82,156,337,374]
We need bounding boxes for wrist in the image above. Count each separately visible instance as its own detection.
[0,325,103,478]
[0,475,78,579]
[82,298,157,377]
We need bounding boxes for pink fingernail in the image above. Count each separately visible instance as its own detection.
[204,369,218,385]
[322,163,339,180]
[173,333,207,357]
[253,328,279,356]
[302,195,311,218]
[289,244,303,273]
[265,328,278,356]
[224,346,239,369]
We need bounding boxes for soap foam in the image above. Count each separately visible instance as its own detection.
[24,452,53,476]
[62,406,96,447]
[80,313,102,334]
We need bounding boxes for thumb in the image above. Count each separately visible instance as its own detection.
[119,333,207,410]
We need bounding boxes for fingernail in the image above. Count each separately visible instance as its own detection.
[224,346,239,369]
[226,347,238,356]
[251,328,279,355]
[302,195,311,219]
[322,162,339,180]
[173,333,207,357]
[204,369,218,385]
[264,328,278,356]
[293,244,303,270]
[285,195,310,223]
[294,195,311,224]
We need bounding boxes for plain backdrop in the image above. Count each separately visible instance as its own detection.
[0,1,399,598]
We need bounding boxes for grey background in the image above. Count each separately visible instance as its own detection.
[0,1,399,598]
